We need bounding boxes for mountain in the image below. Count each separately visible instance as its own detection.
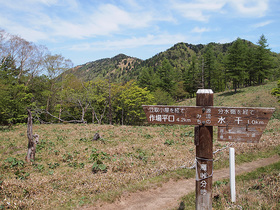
[65,42,229,83]
[66,53,142,83]
[66,40,280,84]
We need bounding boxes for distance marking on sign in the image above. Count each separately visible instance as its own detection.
[218,126,265,143]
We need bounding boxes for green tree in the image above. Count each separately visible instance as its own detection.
[226,38,249,93]
[271,80,280,102]
[158,58,175,94]
[152,88,174,105]
[85,79,110,124]
[214,52,226,92]
[246,46,257,86]
[173,81,188,101]
[255,34,273,84]
[61,75,89,123]
[0,56,33,124]
[184,56,200,97]
[203,44,215,89]
[28,75,51,123]
[113,81,155,125]
[138,67,160,92]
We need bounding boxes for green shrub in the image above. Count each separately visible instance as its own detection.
[164,139,174,146]
[92,160,107,173]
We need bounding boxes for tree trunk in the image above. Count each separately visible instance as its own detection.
[26,109,39,163]
[201,57,205,89]
[122,108,124,126]
[92,109,95,124]
[59,106,62,121]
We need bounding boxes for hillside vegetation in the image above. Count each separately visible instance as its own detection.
[69,37,280,99]
[0,83,279,209]
[179,81,280,118]
[1,29,280,125]
[65,54,142,83]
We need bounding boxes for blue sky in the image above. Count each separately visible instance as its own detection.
[0,0,279,66]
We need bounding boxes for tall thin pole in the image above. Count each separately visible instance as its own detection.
[230,147,236,203]
[108,73,112,125]
[195,89,213,210]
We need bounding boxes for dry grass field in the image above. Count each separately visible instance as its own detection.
[1,82,279,209]
[213,161,280,209]
[179,160,280,209]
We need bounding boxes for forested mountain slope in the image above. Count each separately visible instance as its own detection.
[68,38,280,100]
[66,54,142,83]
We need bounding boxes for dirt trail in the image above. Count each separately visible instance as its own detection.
[86,156,280,210]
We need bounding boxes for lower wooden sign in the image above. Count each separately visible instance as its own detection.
[218,126,265,143]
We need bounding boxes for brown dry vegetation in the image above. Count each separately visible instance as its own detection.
[0,119,279,209]
[0,82,279,209]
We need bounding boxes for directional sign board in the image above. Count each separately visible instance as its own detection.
[142,105,200,125]
[143,105,275,143]
[218,126,265,143]
[143,105,274,127]
[143,90,275,210]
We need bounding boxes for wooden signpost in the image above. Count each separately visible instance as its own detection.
[143,89,275,210]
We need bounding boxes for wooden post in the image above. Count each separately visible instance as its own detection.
[195,89,213,210]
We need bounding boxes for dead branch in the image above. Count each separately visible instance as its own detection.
[179,143,236,169]
[32,108,86,124]
[213,143,236,155]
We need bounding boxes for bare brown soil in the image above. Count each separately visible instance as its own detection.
[85,155,280,210]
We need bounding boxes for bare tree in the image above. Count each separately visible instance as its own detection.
[0,29,47,83]
[25,44,48,86]
[0,29,11,68]
[44,53,73,117]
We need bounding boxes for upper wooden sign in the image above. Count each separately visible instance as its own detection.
[143,105,275,127]
[143,105,275,143]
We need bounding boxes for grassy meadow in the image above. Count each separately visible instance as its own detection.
[0,82,280,209]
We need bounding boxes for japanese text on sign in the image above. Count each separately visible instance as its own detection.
[143,105,275,127]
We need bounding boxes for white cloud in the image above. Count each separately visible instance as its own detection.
[191,27,211,33]
[252,20,273,28]
[170,0,225,22]
[70,33,188,52]
[170,0,270,22]
[45,3,158,39]
[35,0,59,6]
[120,0,142,10]
[0,1,165,42]
[217,38,235,44]
[228,0,269,17]
[0,0,274,54]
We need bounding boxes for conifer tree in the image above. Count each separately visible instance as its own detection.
[203,44,215,89]
[226,38,248,93]
[158,58,175,94]
[255,34,272,84]
[184,56,199,97]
